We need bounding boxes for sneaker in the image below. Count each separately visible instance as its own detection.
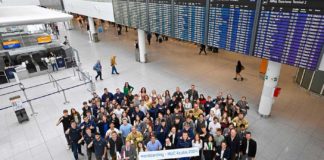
[66,145,70,150]
[233,78,237,80]
[79,152,84,156]
[241,77,244,81]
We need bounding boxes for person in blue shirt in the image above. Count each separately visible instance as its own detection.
[79,128,94,160]
[97,115,110,138]
[114,88,125,105]
[178,123,195,140]
[120,118,132,143]
[88,133,107,160]
[79,116,96,134]
[93,60,103,80]
[146,135,162,151]
[148,105,159,121]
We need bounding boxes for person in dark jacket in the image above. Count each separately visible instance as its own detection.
[108,132,123,160]
[101,88,114,103]
[65,121,84,160]
[147,32,152,45]
[79,128,94,160]
[215,141,231,160]
[173,87,184,103]
[241,132,257,160]
[114,88,125,105]
[199,44,207,55]
[234,60,244,81]
[177,132,192,160]
[185,85,199,103]
[82,101,91,117]
[226,129,241,160]
[155,120,169,146]
[97,115,110,138]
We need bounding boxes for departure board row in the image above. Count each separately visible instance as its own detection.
[254,0,324,70]
[148,0,172,36]
[208,0,256,55]
[111,0,324,70]
[128,0,149,31]
[112,0,129,26]
[174,0,206,44]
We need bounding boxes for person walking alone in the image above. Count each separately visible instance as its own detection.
[93,60,103,80]
[111,55,120,75]
[234,60,244,81]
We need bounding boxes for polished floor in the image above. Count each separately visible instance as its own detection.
[0,23,324,160]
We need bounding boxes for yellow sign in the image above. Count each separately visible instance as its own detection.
[37,35,52,44]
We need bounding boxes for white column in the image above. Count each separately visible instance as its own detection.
[137,29,146,63]
[258,61,282,116]
[88,17,97,41]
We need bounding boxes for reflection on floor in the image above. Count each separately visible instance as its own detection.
[0,24,324,160]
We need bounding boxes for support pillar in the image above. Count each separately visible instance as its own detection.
[258,61,282,116]
[137,29,147,63]
[88,17,99,42]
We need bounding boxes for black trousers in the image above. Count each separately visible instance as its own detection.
[86,147,93,160]
[95,71,102,80]
[199,48,207,54]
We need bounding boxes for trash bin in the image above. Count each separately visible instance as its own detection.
[92,33,99,42]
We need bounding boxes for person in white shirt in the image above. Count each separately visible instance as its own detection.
[183,98,192,111]
[191,134,203,160]
[210,104,222,120]
[138,100,148,115]
[105,123,120,139]
[113,105,124,121]
[208,117,221,136]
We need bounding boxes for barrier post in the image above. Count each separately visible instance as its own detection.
[62,89,70,104]
[19,83,38,116]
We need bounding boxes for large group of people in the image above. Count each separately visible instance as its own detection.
[57,83,256,160]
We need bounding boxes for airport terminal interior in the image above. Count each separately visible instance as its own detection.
[0,0,324,160]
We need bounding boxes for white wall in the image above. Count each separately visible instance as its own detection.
[63,0,114,22]
[1,0,40,6]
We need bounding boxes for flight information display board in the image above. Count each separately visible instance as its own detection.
[208,0,256,55]
[174,0,206,44]
[112,0,128,25]
[148,0,172,36]
[128,0,148,31]
[254,0,324,70]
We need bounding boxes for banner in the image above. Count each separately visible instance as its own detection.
[138,147,199,160]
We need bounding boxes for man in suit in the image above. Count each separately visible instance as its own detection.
[241,132,257,160]
[226,129,240,160]
[120,141,136,160]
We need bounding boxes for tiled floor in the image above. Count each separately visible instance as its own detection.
[0,24,324,160]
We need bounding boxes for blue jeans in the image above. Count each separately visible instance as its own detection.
[71,142,81,160]
[52,63,58,71]
[112,66,118,74]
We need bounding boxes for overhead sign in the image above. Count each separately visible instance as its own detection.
[37,35,52,44]
[3,40,21,49]
[138,147,199,160]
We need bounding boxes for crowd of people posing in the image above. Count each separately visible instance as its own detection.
[57,83,257,160]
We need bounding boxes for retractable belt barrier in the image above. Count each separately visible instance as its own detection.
[0,81,90,111]
[0,76,72,97]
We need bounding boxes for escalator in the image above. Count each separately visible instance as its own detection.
[32,52,48,71]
